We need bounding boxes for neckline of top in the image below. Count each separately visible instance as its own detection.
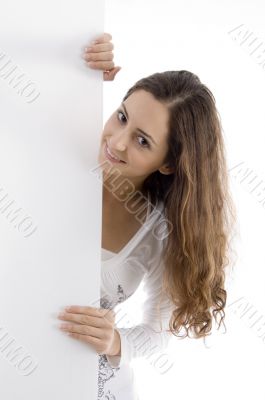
[102,194,164,264]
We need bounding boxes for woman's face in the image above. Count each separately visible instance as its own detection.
[98,89,173,192]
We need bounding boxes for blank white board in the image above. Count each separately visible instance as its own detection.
[0,1,104,398]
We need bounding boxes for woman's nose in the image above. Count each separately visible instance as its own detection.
[111,131,128,151]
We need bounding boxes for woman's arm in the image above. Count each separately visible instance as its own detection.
[106,256,175,369]
[82,32,122,81]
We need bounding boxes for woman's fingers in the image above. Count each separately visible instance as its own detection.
[83,51,114,62]
[82,32,121,81]
[57,305,117,353]
[94,32,112,43]
[87,60,115,71]
[59,311,104,327]
[82,46,114,71]
[82,32,113,55]
[57,306,115,325]
[60,322,103,338]
[85,42,114,53]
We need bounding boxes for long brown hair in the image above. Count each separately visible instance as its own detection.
[122,70,237,340]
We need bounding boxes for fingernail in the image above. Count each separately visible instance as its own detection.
[85,47,93,52]
[92,40,99,44]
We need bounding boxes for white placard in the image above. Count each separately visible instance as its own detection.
[0,1,104,398]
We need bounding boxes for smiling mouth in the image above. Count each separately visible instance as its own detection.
[104,143,126,164]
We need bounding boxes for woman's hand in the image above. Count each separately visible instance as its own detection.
[82,32,122,81]
[57,305,121,356]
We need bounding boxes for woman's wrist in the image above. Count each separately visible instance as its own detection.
[107,329,121,357]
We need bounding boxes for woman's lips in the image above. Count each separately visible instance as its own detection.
[104,143,126,164]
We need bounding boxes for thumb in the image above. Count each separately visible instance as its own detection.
[103,66,122,81]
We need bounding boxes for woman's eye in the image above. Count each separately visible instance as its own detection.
[116,110,150,148]
[138,137,149,147]
[117,110,126,123]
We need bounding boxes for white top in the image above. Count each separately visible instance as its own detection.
[97,195,175,400]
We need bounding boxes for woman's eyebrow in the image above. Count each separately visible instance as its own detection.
[121,102,157,146]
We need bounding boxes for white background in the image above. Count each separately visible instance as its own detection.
[103,0,265,398]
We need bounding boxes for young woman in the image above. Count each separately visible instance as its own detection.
[58,33,237,400]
